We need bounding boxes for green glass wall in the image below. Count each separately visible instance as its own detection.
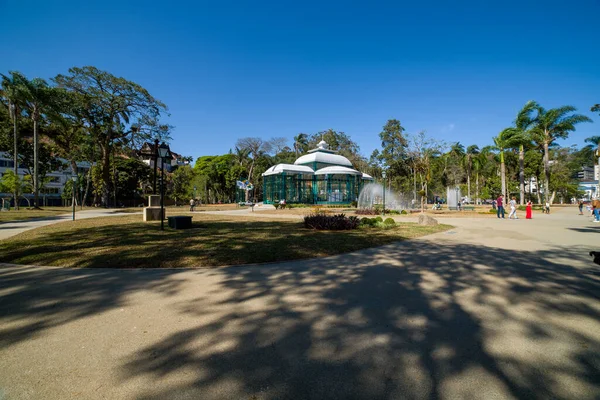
[263,173,364,205]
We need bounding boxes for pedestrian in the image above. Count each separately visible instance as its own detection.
[189,198,195,212]
[578,200,584,215]
[496,194,505,219]
[508,196,518,219]
[545,201,550,214]
[526,200,532,219]
[593,199,600,223]
[492,200,497,210]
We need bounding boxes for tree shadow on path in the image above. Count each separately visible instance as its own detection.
[119,241,600,399]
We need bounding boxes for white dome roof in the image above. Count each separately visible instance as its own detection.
[314,166,362,176]
[294,152,353,167]
[362,172,374,180]
[262,164,314,176]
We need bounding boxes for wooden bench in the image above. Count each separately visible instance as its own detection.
[167,216,193,229]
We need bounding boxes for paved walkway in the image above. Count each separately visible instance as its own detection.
[0,207,599,399]
[0,209,140,240]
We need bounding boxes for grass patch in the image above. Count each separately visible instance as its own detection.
[0,207,91,223]
[0,214,452,268]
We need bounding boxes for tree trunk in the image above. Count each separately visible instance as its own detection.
[421,182,426,213]
[12,109,19,210]
[152,139,159,194]
[543,140,550,205]
[550,191,556,204]
[82,166,92,207]
[519,145,525,205]
[33,113,40,209]
[500,151,506,200]
[467,173,471,202]
[70,160,79,207]
[246,159,255,202]
[535,175,541,204]
[413,168,417,201]
[476,172,479,205]
[101,144,111,207]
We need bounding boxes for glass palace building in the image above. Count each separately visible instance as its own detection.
[262,140,373,205]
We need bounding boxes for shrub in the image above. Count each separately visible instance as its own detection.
[374,216,383,223]
[304,213,360,230]
[384,217,396,226]
[400,210,408,215]
[351,201,358,208]
[356,208,378,215]
[287,203,309,209]
[360,217,371,226]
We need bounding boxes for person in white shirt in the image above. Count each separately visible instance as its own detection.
[508,197,518,219]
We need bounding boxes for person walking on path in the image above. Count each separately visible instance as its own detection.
[508,196,518,219]
[496,195,505,219]
[526,200,533,219]
[593,199,600,223]
[189,198,195,212]
[578,200,584,215]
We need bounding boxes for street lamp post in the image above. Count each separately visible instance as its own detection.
[382,169,387,216]
[157,142,171,231]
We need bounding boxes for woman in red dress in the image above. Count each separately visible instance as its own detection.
[526,200,532,219]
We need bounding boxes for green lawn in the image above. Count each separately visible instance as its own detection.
[0,207,83,223]
[0,214,452,268]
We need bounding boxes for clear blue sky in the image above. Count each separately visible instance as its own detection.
[1,0,598,160]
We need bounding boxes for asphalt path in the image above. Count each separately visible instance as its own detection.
[0,206,599,399]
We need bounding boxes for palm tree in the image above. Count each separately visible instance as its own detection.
[494,129,518,200]
[293,133,308,156]
[17,75,52,208]
[234,146,250,167]
[584,136,600,164]
[472,147,491,204]
[465,145,479,202]
[448,142,465,186]
[532,105,592,204]
[0,72,25,209]
[507,100,539,205]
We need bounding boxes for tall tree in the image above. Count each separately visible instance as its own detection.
[472,147,492,204]
[465,145,480,202]
[307,129,361,163]
[17,74,54,208]
[378,119,407,179]
[293,133,308,156]
[270,137,288,154]
[494,129,516,200]
[54,66,170,207]
[0,71,25,209]
[532,105,592,204]
[584,136,600,165]
[235,137,272,201]
[512,101,537,204]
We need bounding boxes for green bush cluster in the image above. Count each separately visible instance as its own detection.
[304,213,360,230]
[359,216,396,229]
